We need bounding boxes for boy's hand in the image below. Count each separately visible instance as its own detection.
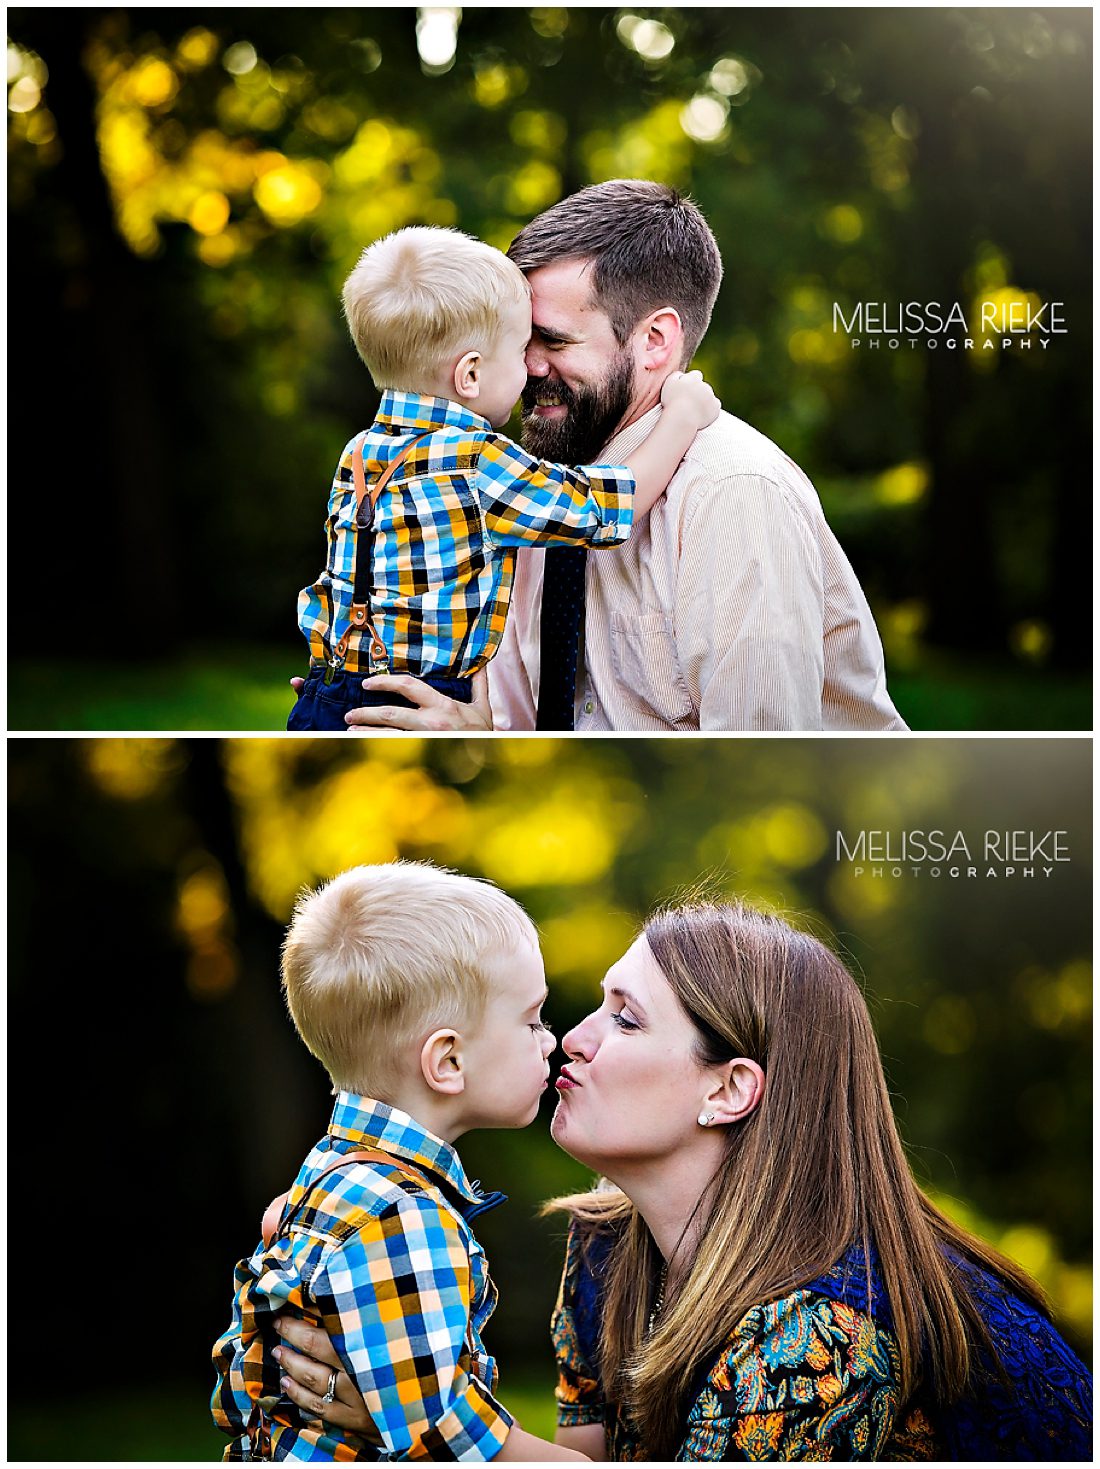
[659,369,721,432]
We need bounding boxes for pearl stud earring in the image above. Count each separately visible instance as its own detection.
[698,1112,715,1126]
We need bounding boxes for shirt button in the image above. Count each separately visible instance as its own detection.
[583,700,595,715]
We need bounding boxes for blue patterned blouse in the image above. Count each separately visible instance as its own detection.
[552,1222,1091,1460]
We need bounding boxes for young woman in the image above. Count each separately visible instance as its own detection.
[274,901,1091,1460]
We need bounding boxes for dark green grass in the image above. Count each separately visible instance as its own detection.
[7,644,1090,732]
[7,1375,558,1460]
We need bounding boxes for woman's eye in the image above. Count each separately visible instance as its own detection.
[610,1011,640,1032]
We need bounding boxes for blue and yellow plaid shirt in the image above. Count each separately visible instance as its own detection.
[296,390,636,676]
[211,1094,513,1461]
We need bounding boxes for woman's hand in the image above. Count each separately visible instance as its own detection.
[272,1315,373,1432]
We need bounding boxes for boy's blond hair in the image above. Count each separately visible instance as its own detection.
[342,226,530,389]
[281,861,537,1094]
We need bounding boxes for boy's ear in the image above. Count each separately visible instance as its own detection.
[421,1028,465,1096]
[452,350,481,401]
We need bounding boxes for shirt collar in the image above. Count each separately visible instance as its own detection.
[601,403,662,463]
[327,1091,504,1218]
[376,389,492,435]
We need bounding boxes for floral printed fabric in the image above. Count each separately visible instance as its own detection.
[552,1223,935,1461]
[552,1221,1092,1460]
[678,1289,935,1461]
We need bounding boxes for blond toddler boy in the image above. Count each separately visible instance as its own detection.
[289,226,718,730]
[211,862,584,1461]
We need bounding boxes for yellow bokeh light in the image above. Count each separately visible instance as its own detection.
[823,204,864,243]
[479,800,618,887]
[177,28,220,70]
[509,109,567,153]
[1009,619,1052,663]
[874,462,928,506]
[761,804,828,868]
[8,75,41,113]
[198,232,238,267]
[506,160,562,216]
[130,57,178,109]
[177,865,231,943]
[83,739,181,800]
[187,940,238,1001]
[254,164,324,225]
[474,63,526,109]
[189,189,230,235]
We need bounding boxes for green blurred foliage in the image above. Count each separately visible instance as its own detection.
[6,736,1091,1459]
[6,7,1092,729]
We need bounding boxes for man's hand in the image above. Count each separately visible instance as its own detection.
[660,368,721,432]
[344,668,493,733]
[273,1315,372,1432]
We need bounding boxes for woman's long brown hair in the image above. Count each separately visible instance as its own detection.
[549,902,1048,1461]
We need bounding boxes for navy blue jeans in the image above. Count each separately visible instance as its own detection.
[287,666,473,732]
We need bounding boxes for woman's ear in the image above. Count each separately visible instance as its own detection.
[701,1058,765,1128]
[452,350,481,402]
[421,1029,465,1096]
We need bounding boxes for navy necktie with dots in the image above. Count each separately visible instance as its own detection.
[535,545,588,731]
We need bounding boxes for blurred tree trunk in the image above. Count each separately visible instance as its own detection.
[13,9,182,655]
[182,741,321,1199]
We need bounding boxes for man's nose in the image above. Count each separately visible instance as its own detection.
[524,342,552,376]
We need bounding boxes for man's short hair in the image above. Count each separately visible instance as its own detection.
[342,226,530,389]
[281,861,537,1094]
[508,179,723,364]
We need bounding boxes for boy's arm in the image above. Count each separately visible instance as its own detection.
[495,1423,590,1460]
[476,372,719,550]
[555,1424,609,1460]
[624,369,720,515]
[308,1193,515,1460]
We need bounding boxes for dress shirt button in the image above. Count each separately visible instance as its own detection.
[583,700,595,715]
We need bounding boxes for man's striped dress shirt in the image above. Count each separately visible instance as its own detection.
[297,391,635,677]
[489,406,908,731]
[211,1094,512,1461]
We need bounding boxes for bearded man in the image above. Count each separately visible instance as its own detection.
[343,180,907,732]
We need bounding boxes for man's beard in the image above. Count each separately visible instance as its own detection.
[519,349,636,464]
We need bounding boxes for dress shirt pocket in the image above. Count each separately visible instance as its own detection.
[609,609,694,725]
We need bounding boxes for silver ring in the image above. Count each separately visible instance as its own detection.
[321,1369,338,1405]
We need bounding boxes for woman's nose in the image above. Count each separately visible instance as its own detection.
[562,1011,598,1061]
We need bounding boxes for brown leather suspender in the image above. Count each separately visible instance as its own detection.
[330,432,429,675]
[261,1146,434,1248]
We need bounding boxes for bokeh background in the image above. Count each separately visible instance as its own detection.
[6,735,1092,1459]
[6,7,1092,731]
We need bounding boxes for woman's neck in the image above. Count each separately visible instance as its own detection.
[606,1139,726,1287]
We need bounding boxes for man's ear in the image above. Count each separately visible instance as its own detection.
[421,1028,465,1095]
[638,307,683,373]
[452,350,481,402]
[701,1058,765,1128]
